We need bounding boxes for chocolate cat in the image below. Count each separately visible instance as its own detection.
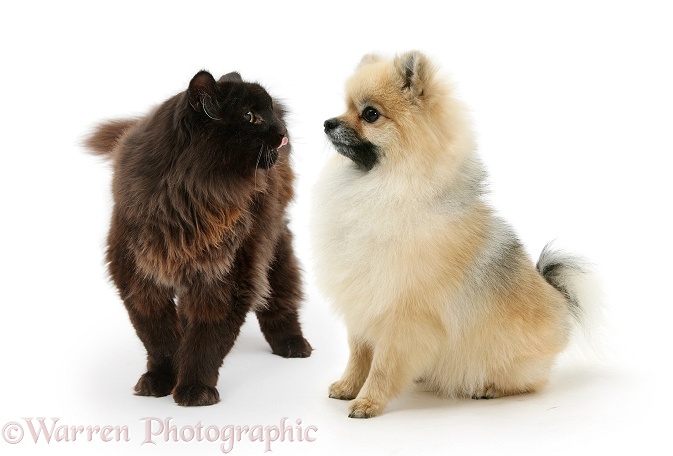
[86,70,312,406]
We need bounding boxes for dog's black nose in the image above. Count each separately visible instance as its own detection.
[324,118,339,132]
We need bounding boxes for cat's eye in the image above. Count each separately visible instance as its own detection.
[361,106,380,123]
[244,112,255,123]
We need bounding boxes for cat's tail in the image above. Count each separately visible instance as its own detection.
[84,118,139,157]
[536,242,603,351]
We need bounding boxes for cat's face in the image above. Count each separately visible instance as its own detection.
[187,71,288,170]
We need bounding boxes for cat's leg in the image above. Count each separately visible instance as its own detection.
[108,241,180,397]
[255,228,312,358]
[329,334,372,400]
[172,279,250,407]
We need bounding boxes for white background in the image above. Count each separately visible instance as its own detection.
[1,1,672,455]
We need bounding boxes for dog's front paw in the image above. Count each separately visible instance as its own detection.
[348,397,385,419]
[329,380,359,400]
[134,371,175,397]
[172,384,220,407]
[270,336,313,358]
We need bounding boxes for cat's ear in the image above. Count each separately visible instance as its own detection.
[218,72,243,83]
[188,70,217,112]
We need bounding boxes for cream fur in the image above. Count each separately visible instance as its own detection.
[311,51,587,418]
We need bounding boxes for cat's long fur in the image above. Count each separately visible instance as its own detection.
[311,51,595,418]
[86,70,311,407]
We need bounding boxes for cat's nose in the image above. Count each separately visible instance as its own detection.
[324,118,340,132]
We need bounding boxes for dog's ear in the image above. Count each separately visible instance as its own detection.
[357,53,382,69]
[218,72,243,83]
[188,70,217,112]
[394,51,431,98]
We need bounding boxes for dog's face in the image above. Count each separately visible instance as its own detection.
[324,51,445,172]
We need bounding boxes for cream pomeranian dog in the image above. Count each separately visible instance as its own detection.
[310,51,596,418]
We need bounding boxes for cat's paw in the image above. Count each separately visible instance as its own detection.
[348,397,385,419]
[172,384,220,407]
[134,371,175,397]
[328,380,359,400]
[270,336,313,358]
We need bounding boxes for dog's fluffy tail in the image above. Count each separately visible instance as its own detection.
[84,118,138,157]
[536,243,603,352]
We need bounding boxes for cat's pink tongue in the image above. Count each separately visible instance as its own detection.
[278,136,289,149]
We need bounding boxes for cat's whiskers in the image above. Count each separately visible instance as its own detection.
[201,95,221,121]
[254,143,265,190]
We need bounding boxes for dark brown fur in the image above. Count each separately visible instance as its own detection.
[86,70,312,406]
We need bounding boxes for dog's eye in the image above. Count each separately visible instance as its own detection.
[244,112,255,123]
[361,106,380,123]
